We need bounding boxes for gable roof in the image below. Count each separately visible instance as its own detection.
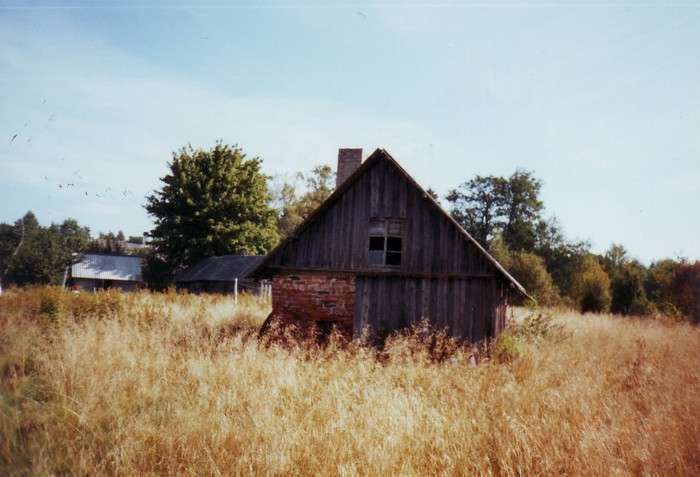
[72,254,143,282]
[251,148,527,296]
[173,255,264,283]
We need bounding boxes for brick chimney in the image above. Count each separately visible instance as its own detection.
[336,148,363,188]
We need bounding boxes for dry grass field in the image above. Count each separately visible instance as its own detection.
[1,287,699,476]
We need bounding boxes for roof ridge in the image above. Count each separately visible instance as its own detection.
[249,149,527,297]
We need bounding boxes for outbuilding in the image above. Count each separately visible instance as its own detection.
[173,255,264,295]
[250,148,527,342]
[71,253,144,292]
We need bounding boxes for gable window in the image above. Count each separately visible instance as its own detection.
[368,219,403,266]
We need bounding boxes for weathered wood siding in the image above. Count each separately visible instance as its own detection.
[354,277,507,341]
[268,157,497,277]
[258,151,516,343]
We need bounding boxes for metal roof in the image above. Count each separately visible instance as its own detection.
[71,254,143,282]
[173,255,264,283]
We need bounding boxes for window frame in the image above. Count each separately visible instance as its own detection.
[368,218,404,268]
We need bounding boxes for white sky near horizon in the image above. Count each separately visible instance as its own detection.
[1,0,698,265]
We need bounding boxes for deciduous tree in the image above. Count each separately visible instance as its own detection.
[145,142,279,276]
[446,169,543,251]
[274,165,335,238]
[532,216,590,298]
[0,212,91,287]
[446,175,507,249]
[493,241,560,306]
[603,244,650,315]
[671,261,700,323]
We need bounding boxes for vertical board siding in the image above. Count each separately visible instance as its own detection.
[354,277,500,342]
[265,153,515,342]
[269,159,500,278]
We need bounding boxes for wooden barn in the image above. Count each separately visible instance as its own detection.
[173,255,264,295]
[250,148,527,342]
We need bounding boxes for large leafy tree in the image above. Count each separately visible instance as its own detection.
[145,142,279,275]
[446,174,507,249]
[671,261,700,323]
[603,244,650,315]
[0,211,91,287]
[532,216,590,297]
[446,169,543,251]
[501,170,544,251]
[274,165,335,238]
[646,259,700,322]
[646,258,679,313]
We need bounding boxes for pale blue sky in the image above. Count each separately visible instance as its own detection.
[1,1,698,265]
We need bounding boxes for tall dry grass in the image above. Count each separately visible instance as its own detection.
[1,288,699,476]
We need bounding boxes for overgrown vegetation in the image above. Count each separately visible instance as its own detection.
[2,289,698,475]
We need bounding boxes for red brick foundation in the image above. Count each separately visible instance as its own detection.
[271,274,355,333]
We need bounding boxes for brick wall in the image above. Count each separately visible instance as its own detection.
[336,148,363,188]
[272,274,356,331]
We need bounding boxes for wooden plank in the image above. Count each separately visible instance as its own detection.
[369,277,380,331]
[429,279,439,329]
[485,280,493,338]
[376,276,385,329]
[449,279,457,336]
[327,193,338,268]
[371,163,380,218]
[438,217,449,274]
[398,176,407,219]
[390,166,401,218]
[335,191,346,268]
[435,279,446,331]
[390,278,400,329]
[471,280,482,341]
[362,278,371,336]
[467,280,474,342]
[408,278,418,327]
[353,278,369,337]
[423,209,434,271]
[420,278,430,321]
[354,175,369,269]
[454,279,465,339]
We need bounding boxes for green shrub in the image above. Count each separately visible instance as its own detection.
[492,330,523,363]
[511,309,564,342]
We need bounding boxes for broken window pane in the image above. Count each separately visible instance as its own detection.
[386,251,402,265]
[369,236,385,251]
[386,236,402,252]
[368,218,404,267]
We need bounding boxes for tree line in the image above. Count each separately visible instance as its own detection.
[445,171,699,321]
[1,141,697,322]
[0,213,145,287]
